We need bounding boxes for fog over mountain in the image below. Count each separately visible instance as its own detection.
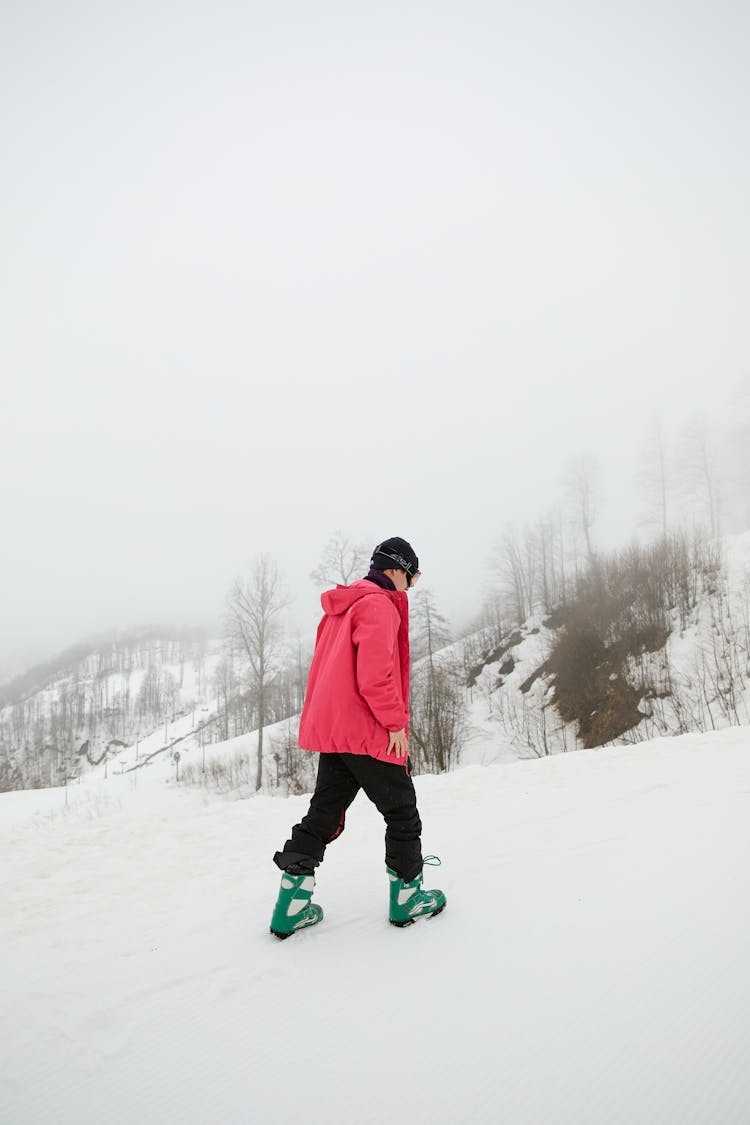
[2,0,748,678]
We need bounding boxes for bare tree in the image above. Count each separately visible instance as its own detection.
[492,529,532,625]
[492,519,562,626]
[408,588,464,774]
[674,419,721,537]
[226,555,289,790]
[212,653,237,742]
[311,531,369,588]
[564,456,598,565]
[409,660,465,774]
[410,587,452,665]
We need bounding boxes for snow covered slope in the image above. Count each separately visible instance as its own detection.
[6,532,750,797]
[3,728,749,1124]
[459,531,750,762]
[0,631,224,792]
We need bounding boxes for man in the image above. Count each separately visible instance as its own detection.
[270,537,446,938]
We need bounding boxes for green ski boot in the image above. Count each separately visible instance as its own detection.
[388,857,446,927]
[270,872,323,939]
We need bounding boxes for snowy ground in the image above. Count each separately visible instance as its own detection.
[3,728,750,1125]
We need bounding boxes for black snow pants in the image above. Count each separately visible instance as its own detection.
[273,752,423,882]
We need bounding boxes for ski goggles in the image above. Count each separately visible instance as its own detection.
[372,545,421,587]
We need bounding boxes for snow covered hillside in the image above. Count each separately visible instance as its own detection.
[3,728,749,1125]
[459,531,750,764]
[0,631,225,792]
[5,532,750,800]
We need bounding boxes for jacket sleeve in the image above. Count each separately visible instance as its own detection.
[351,597,408,731]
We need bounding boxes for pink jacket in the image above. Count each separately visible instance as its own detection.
[298,580,410,764]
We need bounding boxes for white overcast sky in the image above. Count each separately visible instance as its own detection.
[1,0,748,677]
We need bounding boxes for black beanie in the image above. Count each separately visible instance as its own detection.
[370,537,419,577]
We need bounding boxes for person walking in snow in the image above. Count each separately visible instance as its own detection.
[270,537,446,938]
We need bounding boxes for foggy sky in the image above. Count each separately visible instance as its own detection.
[2,0,749,679]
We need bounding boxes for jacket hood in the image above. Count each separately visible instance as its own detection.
[321,579,402,617]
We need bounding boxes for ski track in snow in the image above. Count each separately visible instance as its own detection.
[2,729,750,1124]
